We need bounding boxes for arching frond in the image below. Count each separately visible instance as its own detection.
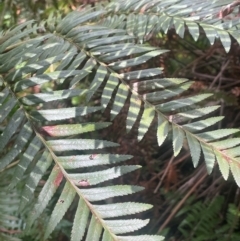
[102,0,240,53]
[89,46,240,185]
[177,196,240,240]
[0,10,164,241]
[71,8,240,187]
[1,1,240,240]
[70,2,240,187]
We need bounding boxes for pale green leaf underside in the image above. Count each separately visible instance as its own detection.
[10,136,42,188]
[172,125,185,156]
[26,165,63,228]
[71,199,90,241]
[68,165,141,186]
[94,202,152,218]
[186,133,201,168]
[47,139,119,152]
[42,122,111,137]
[214,150,229,180]
[126,94,141,132]
[80,185,144,202]
[230,160,240,187]
[118,235,165,241]
[201,143,215,174]
[138,103,155,141]
[106,0,235,53]
[19,151,53,211]
[0,9,167,241]
[104,219,149,234]
[157,115,169,146]
[2,3,240,241]
[1,17,165,241]
[58,154,132,169]
[44,182,76,240]
[85,216,102,241]
[31,106,102,121]
[20,89,89,105]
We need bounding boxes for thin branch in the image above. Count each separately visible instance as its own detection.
[208,59,230,89]
[154,155,175,193]
[157,167,208,232]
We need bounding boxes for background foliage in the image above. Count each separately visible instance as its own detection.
[1,0,240,241]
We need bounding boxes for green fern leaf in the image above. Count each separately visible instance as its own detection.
[31,106,102,121]
[157,115,169,146]
[0,122,33,170]
[138,103,155,141]
[47,139,119,152]
[26,165,63,229]
[118,235,165,241]
[214,149,229,180]
[0,110,25,152]
[183,117,224,132]
[210,138,240,149]
[109,50,166,70]
[85,216,103,241]
[101,74,119,108]
[86,65,107,102]
[94,202,152,218]
[10,136,42,188]
[44,182,76,240]
[68,165,141,186]
[200,143,215,174]
[7,2,240,238]
[172,125,185,156]
[133,78,189,92]
[186,133,201,168]
[110,83,129,120]
[104,219,149,234]
[156,94,212,113]
[71,199,90,241]
[126,94,142,132]
[187,21,199,41]
[120,68,163,80]
[172,106,220,123]
[143,82,192,103]
[197,129,239,142]
[80,185,144,202]
[104,0,237,53]
[20,89,89,105]
[0,13,165,240]
[58,154,132,169]
[19,151,53,211]
[57,10,106,35]
[217,29,231,53]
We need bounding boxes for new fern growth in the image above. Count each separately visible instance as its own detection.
[1,0,240,240]
[177,196,240,241]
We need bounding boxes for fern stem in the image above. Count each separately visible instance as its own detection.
[0,160,19,173]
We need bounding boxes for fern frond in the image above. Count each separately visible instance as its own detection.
[0,10,164,241]
[177,196,240,241]
[81,22,240,187]
[31,4,239,189]
[178,196,224,240]
[0,176,23,241]
[102,0,240,53]
[98,68,240,185]
[84,26,240,186]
